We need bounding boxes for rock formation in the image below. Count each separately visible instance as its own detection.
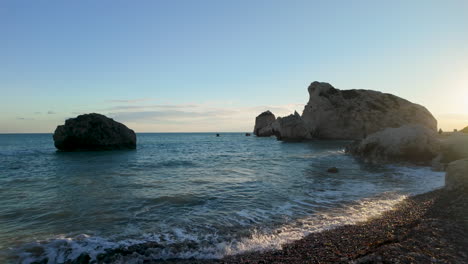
[433,133,468,169]
[445,158,468,190]
[53,113,137,151]
[254,111,276,137]
[346,125,440,164]
[461,126,468,133]
[274,111,311,141]
[302,82,437,139]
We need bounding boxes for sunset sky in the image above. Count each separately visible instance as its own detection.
[1,0,467,133]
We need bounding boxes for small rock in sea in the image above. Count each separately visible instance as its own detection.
[216,133,220,137]
[327,167,339,173]
[245,133,251,136]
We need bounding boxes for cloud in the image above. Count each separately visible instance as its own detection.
[104,102,305,132]
[47,111,56,114]
[106,98,154,103]
[17,117,35,120]
[105,104,200,111]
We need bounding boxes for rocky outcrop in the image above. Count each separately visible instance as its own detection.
[302,82,437,139]
[254,111,276,137]
[274,111,311,141]
[346,125,440,164]
[461,126,468,133]
[53,113,136,151]
[445,158,468,190]
[433,133,468,170]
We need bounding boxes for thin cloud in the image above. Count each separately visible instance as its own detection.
[17,117,35,120]
[47,111,56,114]
[105,104,200,111]
[106,98,154,103]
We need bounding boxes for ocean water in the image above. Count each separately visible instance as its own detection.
[0,133,444,263]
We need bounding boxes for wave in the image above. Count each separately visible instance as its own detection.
[11,193,407,264]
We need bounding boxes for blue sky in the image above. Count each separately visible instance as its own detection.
[1,0,467,132]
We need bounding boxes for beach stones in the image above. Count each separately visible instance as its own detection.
[254,110,276,137]
[445,158,468,190]
[53,113,136,151]
[346,125,440,164]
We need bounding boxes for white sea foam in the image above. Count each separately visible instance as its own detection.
[14,193,407,264]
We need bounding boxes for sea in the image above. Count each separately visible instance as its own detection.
[0,133,444,263]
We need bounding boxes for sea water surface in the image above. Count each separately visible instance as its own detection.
[0,133,444,263]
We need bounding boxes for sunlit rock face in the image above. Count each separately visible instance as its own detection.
[461,126,468,133]
[301,82,438,139]
[445,158,468,190]
[346,125,440,165]
[254,110,276,137]
[53,113,136,151]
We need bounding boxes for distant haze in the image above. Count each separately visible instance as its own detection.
[1,0,467,133]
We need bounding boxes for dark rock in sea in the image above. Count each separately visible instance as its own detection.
[216,133,220,137]
[346,125,440,165]
[53,113,136,151]
[254,110,276,137]
[327,167,339,173]
[302,81,438,139]
[445,158,468,190]
[274,111,311,141]
[246,133,251,136]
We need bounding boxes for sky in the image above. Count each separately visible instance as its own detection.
[1,0,467,133]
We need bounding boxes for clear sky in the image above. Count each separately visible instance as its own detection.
[1,0,467,133]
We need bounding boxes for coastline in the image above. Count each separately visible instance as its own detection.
[220,188,468,264]
[87,187,468,264]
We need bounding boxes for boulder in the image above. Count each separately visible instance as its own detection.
[445,158,468,190]
[302,81,437,139]
[346,125,440,164]
[274,111,311,141]
[53,113,136,151]
[254,111,276,137]
[434,133,468,167]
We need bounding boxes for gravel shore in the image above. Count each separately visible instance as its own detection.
[220,188,468,264]
[73,188,468,264]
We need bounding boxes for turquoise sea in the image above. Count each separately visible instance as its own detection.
[0,133,444,263]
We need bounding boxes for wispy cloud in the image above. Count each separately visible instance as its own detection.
[104,102,305,132]
[17,117,35,120]
[47,111,56,114]
[105,104,200,111]
[106,98,155,103]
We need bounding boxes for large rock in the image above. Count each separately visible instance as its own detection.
[254,111,276,137]
[433,133,468,168]
[445,158,468,190]
[53,113,137,151]
[461,126,468,133]
[274,111,311,141]
[346,125,440,164]
[302,81,437,139]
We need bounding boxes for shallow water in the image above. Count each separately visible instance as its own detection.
[0,133,444,263]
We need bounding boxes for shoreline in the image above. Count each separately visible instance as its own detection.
[219,188,468,264]
[87,187,468,264]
